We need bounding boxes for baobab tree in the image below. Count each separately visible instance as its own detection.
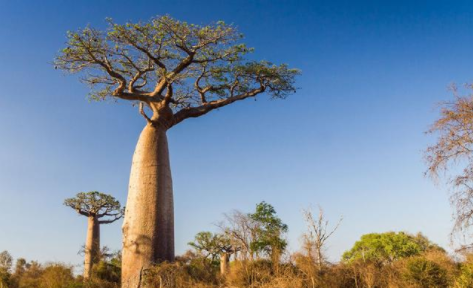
[188,231,235,275]
[55,15,299,288]
[64,191,123,280]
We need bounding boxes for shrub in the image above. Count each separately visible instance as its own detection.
[402,257,450,288]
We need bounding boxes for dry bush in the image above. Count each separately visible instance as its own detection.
[454,253,473,288]
[227,260,274,287]
[348,261,383,288]
[83,278,119,288]
[38,263,80,288]
[226,260,304,288]
[396,256,452,288]
[143,262,219,288]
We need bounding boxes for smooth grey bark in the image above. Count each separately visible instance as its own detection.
[121,123,174,288]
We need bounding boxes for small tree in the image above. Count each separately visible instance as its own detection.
[425,88,473,249]
[249,202,288,264]
[302,206,342,272]
[0,251,12,288]
[342,232,440,265]
[0,251,12,272]
[64,191,124,280]
[219,202,288,264]
[188,231,235,275]
[0,251,13,288]
[219,210,258,261]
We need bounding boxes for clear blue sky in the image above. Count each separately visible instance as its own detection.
[0,0,470,270]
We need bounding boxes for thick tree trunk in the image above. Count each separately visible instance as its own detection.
[220,253,230,275]
[121,124,174,288]
[84,216,100,280]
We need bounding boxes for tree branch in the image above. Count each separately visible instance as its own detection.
[172,86,264,126]
[139,102,153,124]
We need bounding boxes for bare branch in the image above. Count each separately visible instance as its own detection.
[139,102,153,124]
[172,86,264,126]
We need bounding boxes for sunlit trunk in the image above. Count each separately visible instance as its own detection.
[121,123,174,288]
[84,216,100,280]
[220,253,230,275]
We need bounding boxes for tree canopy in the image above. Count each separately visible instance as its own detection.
[342,232,441,264]
[0,251,12,272]
[63,191,124,223]
[248,201,288,258]
[54,15,299,127]
[188,232,233,262]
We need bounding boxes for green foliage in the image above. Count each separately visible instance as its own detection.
[63,191,123,221]
[0,255,121,288]
[454,254,473,288]
[0,270,10,288]
[54,15,299,111]
[0,251,13,288]
[402,257,450,288]
[188,232,232,263]
[38,264,77,288]
[90,250,121,283]
[342,232,439,264]
[249,202,288,259]
[455,262,473,288]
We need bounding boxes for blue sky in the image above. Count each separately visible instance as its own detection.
[0,0,471,270]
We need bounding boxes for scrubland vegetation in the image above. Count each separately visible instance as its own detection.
[2,203,473,288]
[5,12,473,288]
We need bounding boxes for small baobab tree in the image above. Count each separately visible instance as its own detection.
[54,15,299,288]
[64,191,124,280]
[188,231,235,275]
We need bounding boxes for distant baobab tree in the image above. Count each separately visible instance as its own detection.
[55,15,299,288]
[64,191,124,280]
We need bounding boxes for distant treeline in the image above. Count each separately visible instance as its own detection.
[1,202,473,288]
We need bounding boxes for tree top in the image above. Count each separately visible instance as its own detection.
[64,191,124,223]
[54,15,300,127]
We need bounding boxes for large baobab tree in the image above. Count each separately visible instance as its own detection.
[55,15,299,288]
[64,191,124,280]
[425,88,473,249]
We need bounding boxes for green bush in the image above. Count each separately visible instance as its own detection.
[402,257,450,288]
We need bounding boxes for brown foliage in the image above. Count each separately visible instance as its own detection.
[425,88,473,246]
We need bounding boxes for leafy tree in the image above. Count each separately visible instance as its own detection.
[0,251,12,288]
[13,258,26,276]
[342,232,440,264]
[0,251,12,272]
[55,15,299,288]
[16,261,43,288]
[188,231,234,275]
[64,191,123,280]
[188,232,222,263]
[249,202,288,263]
[91,249,121,284]
[39,264,77,288]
